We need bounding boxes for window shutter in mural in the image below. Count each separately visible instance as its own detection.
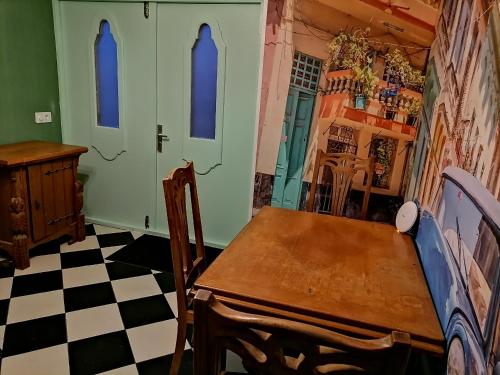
[290,51,321,92]
[95,20,119,128]
[191,24,217,140]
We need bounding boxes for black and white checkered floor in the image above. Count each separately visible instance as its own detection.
[0,223,211,375]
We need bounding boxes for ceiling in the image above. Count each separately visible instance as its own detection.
[294,0,440,68]
[319,0,437,46]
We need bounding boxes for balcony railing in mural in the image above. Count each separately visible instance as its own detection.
[342,107,418,137]
[321,70,422,136]
[320,102,419,139]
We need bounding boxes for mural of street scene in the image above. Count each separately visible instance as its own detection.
[252,1,499,373]
[253,0,499,220]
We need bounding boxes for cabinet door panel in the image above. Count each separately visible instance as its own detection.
[52,159,74,231]
[41,162,57,238]
[53,160,65,232]
[28,165,46,241]
[63,160,75,228]
[29,160,76,241]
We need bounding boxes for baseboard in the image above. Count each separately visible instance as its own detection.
[84,216,227,250]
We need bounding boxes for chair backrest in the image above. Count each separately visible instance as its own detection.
[163,162,206,318]
[306,150,373,219]
[194,290,411,375]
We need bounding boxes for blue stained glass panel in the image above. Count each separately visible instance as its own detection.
[191,24,217,139]
[95,20,119,128]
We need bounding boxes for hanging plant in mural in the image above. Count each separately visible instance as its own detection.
[384,49,425,91]
[371,138,397,188]
[353,62,379,95]
[326,29,370,72]
[352,62,379,109]
[327,29,379,109]
[406,97,422,125]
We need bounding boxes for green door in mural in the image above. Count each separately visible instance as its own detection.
[56,1,262,247]
[406,59,440,199]
[271,88,314,209]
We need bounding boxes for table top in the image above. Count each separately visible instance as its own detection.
[0,141,88,167]
[195,206,444,355]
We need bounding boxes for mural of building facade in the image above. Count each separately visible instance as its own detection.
[253,3,499,372]
[254,0,499,218]
[409,0,500,208]
[406,9,500,371]
[253,0,440,221]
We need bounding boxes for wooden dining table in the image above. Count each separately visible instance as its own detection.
[194,206,444,356]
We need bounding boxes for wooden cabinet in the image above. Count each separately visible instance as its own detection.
[0,141,88,269]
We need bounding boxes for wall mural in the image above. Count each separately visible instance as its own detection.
[254,0,427,221]
[254,0,500,372]
[409,4,500,372]
[254,0,499,217]
[412,0,500,207]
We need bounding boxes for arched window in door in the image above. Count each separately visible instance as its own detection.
[191,24,217,140]
[94,20,119,128]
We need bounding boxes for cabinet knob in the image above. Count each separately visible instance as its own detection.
[34,200,40,210]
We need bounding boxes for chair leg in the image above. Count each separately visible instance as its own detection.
[220,348,227,371]
[170,319,188,375]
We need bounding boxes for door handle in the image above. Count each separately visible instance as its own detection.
[157,124,170,153]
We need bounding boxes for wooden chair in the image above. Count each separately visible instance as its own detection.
[306,150,374,219]
[193,289,411,375]
[163,161,207,375]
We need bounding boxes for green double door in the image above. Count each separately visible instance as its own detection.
[271,88,314,209]
[57,1,262,247]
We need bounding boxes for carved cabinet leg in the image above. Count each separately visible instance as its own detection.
[10,197,29,269]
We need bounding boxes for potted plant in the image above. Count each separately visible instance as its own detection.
[371,138,394,188]
[385,106,397,120]
[406,98,421,125]
[353,62,379,109]
[384,49,426,92]
[326,29,380,110]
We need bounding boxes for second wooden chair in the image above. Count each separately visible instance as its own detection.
[306,150,374,219]
[163,161,207,375]
[193,289,411,375]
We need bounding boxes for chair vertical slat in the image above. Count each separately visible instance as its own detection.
[306,151,322,213]
[307,150,373,219]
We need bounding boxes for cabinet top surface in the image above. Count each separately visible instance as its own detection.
[0,141,88,167]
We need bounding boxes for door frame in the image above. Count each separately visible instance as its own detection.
[405,58,440,200]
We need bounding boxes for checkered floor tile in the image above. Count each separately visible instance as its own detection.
[0,224,194,375]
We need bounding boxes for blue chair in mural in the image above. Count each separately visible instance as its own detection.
[414,167,499,374]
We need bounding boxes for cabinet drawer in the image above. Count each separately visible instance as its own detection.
[28,159,75,242]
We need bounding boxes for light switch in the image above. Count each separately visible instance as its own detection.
[35,112,52,124]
